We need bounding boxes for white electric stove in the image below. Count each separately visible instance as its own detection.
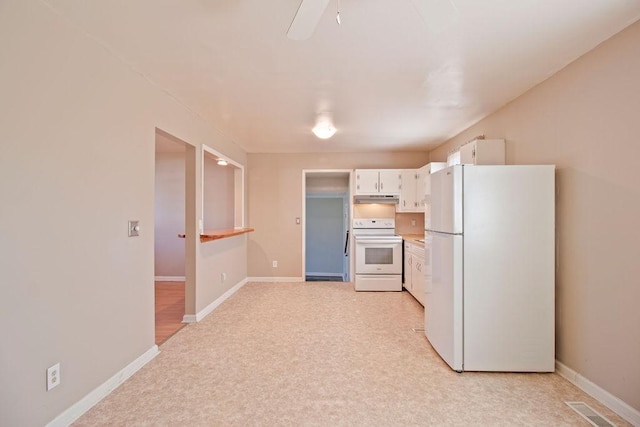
[352,218,403,291]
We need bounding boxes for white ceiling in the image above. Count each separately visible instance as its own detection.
[46,0,640,153]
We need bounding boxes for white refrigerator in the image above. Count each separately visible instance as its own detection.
[424,165,555,372]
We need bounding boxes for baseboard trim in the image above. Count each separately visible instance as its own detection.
[46,345,159,427]
[154,276,185,282]
[305,272,343,277]
[555,360,640,426]
[247,277,304,283]
[182,278,249,323]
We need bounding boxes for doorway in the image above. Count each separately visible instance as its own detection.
[303,171,352,282]
[154,130,191,344]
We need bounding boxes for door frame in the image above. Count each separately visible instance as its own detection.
[153,128,195,336]
[302,169,353,281]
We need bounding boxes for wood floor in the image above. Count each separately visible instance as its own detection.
[155,281,186,345]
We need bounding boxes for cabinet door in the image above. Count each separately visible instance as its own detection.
[378,170,402,195]
[460,141,476,164]
[355,170,380,194]
[399,170,418,212]
[403,244,412,290]
[459,139,505,165]
[416,166,428,212]
[412,258,426,306]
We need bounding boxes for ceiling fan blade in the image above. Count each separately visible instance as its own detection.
[287,0,331,41]
[410,0,458,34]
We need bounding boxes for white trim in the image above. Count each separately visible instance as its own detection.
[555,360,640,426]
[182,314,198,323]
[182,278,249,323]
[247,277,304,283]
[46,345,159,427]
[154,276,185,282]
[302,169,353,283]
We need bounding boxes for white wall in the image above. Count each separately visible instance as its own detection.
[0,1,247,425]
[429,19,640,413]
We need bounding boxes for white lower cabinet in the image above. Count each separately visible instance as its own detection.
[403,241,426,306]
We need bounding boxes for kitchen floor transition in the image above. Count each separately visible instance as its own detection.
[154,281,185,345]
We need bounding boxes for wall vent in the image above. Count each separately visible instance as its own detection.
[565,402,616,427]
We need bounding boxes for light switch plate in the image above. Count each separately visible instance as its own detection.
[128,220,140,237]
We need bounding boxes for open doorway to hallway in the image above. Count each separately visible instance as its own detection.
[154,130,189,344]
[304,171,352,282]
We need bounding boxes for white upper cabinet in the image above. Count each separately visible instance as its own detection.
[459,139,505,165]
[378,170,402,194]
[398,163,447,213]
[355,170,380,194]
[355,169,401,195]
[399,170,418,212]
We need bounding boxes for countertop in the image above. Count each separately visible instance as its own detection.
[399,233,425,247]
[179,227,254,243]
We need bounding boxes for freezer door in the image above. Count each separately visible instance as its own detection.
[425,231,463,371]
[429,165,463,234]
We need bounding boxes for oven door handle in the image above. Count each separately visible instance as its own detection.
[355,239,401,245]
[344,230,349,256]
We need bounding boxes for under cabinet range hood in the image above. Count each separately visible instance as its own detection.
[353,194,399,204]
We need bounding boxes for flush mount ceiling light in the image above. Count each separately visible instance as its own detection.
[217,158,228,166]
[312,121,337,139]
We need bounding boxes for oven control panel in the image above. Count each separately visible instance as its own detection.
[353,218,395,229]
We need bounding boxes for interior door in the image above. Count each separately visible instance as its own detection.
[305,197,344,278]
[425,231,463,371]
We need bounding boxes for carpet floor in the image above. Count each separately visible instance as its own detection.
[74,282,629,426]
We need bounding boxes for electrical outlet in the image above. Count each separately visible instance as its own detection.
[272,260,278,268]
[411,219,416,226]
[47,363,60,391]
[221,272,227,282]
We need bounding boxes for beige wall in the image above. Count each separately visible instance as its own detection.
[247,152,430,277]
[0,1,247,425]
[430,20,640,411]
[203,155,235,230]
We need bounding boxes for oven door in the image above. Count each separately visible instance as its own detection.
[355,238,402,275]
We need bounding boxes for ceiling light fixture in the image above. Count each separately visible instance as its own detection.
[217,158,228,166]
[336,0,341,25]
[312,120,337,139]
